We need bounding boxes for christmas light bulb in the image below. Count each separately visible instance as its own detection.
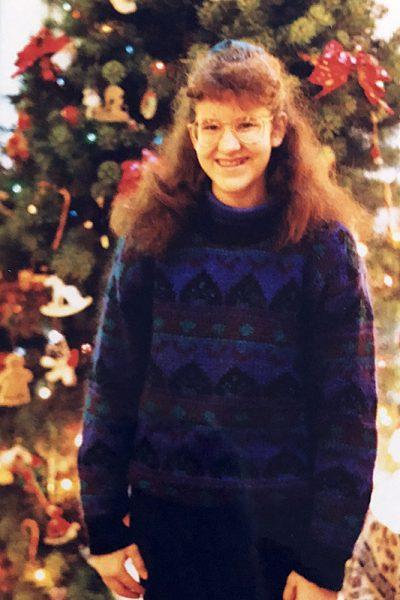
[83,220,94,229]
[74,433,83,447]
[34,568,46,582]
[101,24,113,33]
[48,329,64,344]
[60,478,73,491]
[356,242,368,257]
[62,2,72,10]
[12,183,22,193]
[27,204,38,215]
[86,132,97,143]
[38,386,52,400]
[14,346,26,356]
[48,330,63,344]
[125,45,135,54]
[377,359,387,368]
[100,235,110,249]
[153,134,164,145]
[384,274,393,287]
[155,61,165,71]
[56,78,66,86]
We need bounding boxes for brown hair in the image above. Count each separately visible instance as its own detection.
[110,39,371,258]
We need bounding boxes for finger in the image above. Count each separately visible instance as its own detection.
[102,575,143,599]
[283,580,296,600]
[126,544,149,580]
[118,569,146,595]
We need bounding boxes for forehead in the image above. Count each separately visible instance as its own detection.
[194,93,271,120]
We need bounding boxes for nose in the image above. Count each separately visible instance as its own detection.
[217,126,241,152]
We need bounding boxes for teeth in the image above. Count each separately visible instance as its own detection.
[217,158,247,166]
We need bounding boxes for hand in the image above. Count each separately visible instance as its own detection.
[283,570,338,600]
[87,543,148,598]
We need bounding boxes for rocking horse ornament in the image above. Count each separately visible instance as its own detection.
[40,275,92,317]
[108,0,137,14]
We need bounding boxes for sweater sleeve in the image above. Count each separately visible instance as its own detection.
[77,238,153,555]
[294,222,378,591]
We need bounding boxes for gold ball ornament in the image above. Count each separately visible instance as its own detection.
[109,0,137,14]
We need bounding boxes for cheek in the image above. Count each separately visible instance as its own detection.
[196,152,215,175]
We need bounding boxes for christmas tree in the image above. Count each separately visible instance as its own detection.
[0,0,399,597]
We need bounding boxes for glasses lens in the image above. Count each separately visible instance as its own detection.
[195,118,265,147]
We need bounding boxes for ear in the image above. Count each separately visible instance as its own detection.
[187,123,198,150]
[271,111,288,148]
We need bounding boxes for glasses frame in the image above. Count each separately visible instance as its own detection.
[187,115,274,148]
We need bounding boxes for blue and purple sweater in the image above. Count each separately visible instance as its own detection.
[78,189,378,591]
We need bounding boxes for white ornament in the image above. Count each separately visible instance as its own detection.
[373,206,400,236]
[109,0,137,14]
[50,41,77,71]
[40,275,92,317]
[0,444,33,467]
[40,335,78,387]
[82,88,102,119]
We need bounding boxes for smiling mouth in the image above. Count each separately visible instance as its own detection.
[215,158,248,167]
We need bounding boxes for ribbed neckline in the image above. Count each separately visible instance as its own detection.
[191,185,286,246]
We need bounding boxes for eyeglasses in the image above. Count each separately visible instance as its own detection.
[188,115,273,148]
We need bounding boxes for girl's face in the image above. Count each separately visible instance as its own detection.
[188,92,287,207]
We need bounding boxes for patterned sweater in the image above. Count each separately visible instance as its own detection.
[78,189,378,591]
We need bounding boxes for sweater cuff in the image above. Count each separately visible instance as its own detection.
[292,542,349,592]
[84,516,135,556]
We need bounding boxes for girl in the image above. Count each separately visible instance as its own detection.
[78,39,378,600]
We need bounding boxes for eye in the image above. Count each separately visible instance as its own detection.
[237,120,258,131]
[201,122,220,131]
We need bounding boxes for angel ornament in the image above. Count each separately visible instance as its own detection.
[40,275,92,317]
[0,354,33,407]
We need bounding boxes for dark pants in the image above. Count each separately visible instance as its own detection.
[129,489,295,600]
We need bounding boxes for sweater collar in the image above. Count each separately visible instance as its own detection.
[192,185,286,245]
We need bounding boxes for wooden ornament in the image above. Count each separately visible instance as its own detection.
[93,84,131,122]
[0,354,33,406]
[140,88,157,120]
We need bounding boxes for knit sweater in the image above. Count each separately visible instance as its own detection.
[78,188,378,592]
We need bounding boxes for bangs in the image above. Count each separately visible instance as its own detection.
[186,45,281,109]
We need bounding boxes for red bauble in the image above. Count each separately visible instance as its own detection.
[60,105,80,126]
[18,112,31,131]
[6,131,29,161]
[117,160,141,195]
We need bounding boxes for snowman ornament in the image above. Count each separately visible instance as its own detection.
[40,334,79,387]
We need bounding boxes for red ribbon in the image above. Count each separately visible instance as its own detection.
[52,188,71,251]
[299,40,394,115]
[13,27,70,79]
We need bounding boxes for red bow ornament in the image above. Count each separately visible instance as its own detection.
[299,40,394,116]
[13,27,70,81]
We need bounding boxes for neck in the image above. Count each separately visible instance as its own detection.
[190,186,286,246]
[211,182,268,209]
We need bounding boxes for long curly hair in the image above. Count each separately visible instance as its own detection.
[110,39,371,258]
